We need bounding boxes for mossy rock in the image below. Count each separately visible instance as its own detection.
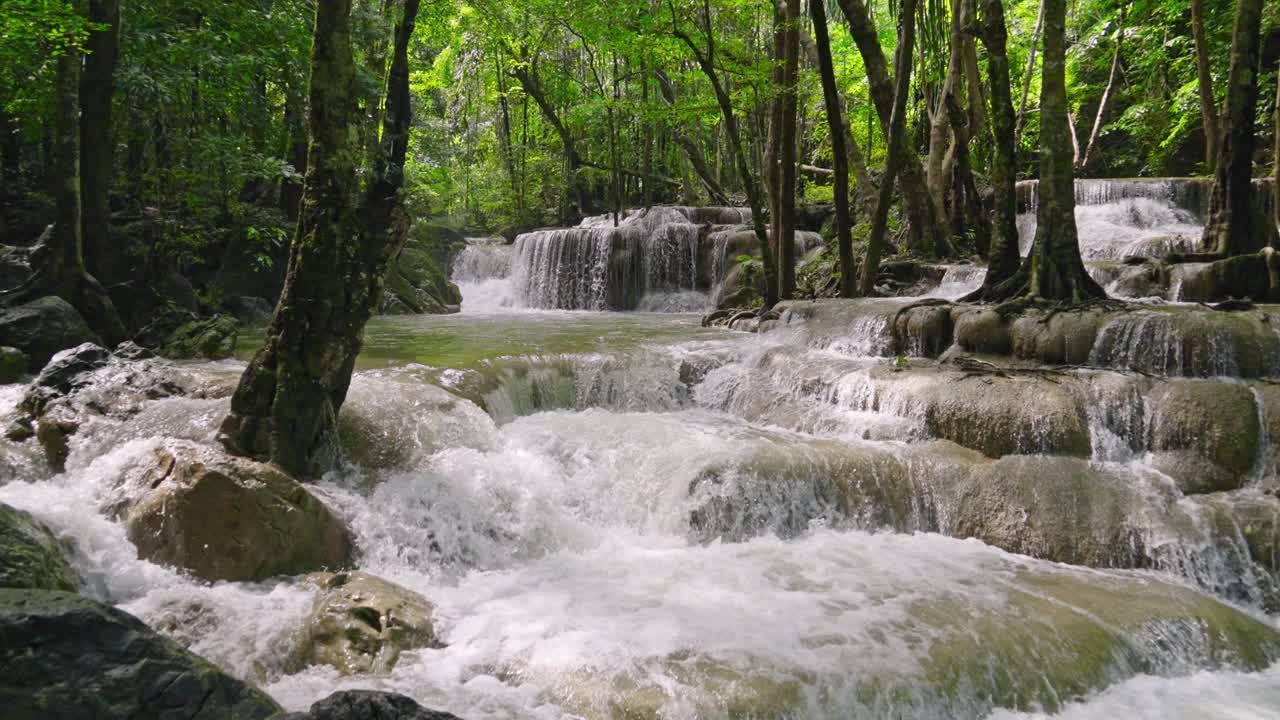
[1147,380,1260,493]
[0,504,77,592]
[0,346,27,383]
[0,589,281,720]
[295,571,437,676]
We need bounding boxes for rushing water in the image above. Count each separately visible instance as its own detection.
[4,296,1280,719]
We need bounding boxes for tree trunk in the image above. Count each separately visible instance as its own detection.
[965,0,1021,298]
[926,0,963,231]
[655,71,729,205]
[777,0,800,299]
[811,0,855,297]
[1014,0,1045,146]
[1026,0,1104,301]
[221,0,421,478]
[858,0,917,296]
[1200,0,1264,257]
[671,3,776,307]
[1191,0,1220,171]
[836,0,949,258]
[80,0,120,279]
[765,1,785,302]
[511,61,591,220]
[1077,5,1126,173]
[279,81,308,222]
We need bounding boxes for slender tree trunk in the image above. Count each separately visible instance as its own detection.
[1015,0,1045,146]
[811,0,854,297]
[221,0,421,478]
[926,0,963,230]
[280,81,308,221]
[1200,0,1264,257]
[80,0,120,279]
[777,0,800,299]
[765,1,785,302]
[965,0,1021,298]
[1191,0,1220,171]
[1078,5,1126,173]
[511,62,591,220]
[1026,0,1104,301]
[858,0,917,295]
[837,0,949,257]
[655,70,730,205]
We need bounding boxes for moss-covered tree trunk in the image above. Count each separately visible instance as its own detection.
[810,0,855,297]
[3,0,125,345]
[1191,0,1220,171]
[220,0,421,478]
[857,0,917,296]
[837,0,950,258]
[965,0,1021,298]
[80,0,119,279]
[1026,0,1104,301]
[1200,0,1264,257]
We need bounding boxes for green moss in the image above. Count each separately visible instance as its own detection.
[0,504,77,592]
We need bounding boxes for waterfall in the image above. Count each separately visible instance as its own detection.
[451,237,515,313]
[510,206,759,311]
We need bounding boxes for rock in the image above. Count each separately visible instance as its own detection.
[281,691,462,720]
[0,296,101,369]
[20,342,111,415]
[296,572,437,676]
[226,295,274,324]
[951,307,1011,355]
[0,345,27,383]
[0,589,281,720]
[894,303,954,357]
[384,244,463,316]
[1009,308,1106,365]
[158,314,239,360]
[0,504,77,591]
[118,441,353,582]
[1147,380,1261,493]
[163,270,200,312]
[113,340,155,360]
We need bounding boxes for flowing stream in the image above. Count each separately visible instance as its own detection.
[4,192,1280,718]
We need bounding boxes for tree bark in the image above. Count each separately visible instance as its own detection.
[1077,5,1126,173]
[1026,0,1104,301]
[279,81,308,222]
[670,0,776,306]
[926,0,964,231]
[1014,0,1045,146]
[220,0,421,478]
[858,0,917,296]
[1200,0,1264,257]
[836,0,950,258]
[655,70,730,205]
[965,0,1021,298]
[811,0,855,297]
[1191,0,1220,171]
[510,60,592,220]
[777,0,800,299]
[80,0,120,279]
[765,1,785,302]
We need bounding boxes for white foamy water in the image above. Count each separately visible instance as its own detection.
[3,301,1280,719]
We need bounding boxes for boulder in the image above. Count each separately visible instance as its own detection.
[893,303,954,357]
[118,442,353,582]
[157,314,239,360]
[281,691,463,720]
[384,244,462,316]
[1009,308,1106,365]
[1146,380,1261,493]
[113,340,155,360]
[296,572,437,676]
[0,504,77,591]
[0,589,281,720]
[951,307,1010,355]
[225,295,274,324]
[0,345,27,383]
[21,342,111,415]
[0,296,101,369]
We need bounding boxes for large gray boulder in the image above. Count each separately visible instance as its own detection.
[0,589,281,720]
[295,572,437,676]
[0,296,101,369]
[281,691,463,720]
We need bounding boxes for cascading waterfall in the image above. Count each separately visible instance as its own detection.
[452,237,515,313]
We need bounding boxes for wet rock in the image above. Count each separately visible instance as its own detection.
[20,342,110,415]
[951,307,1010,355]
[281,691,462,720]
[296,572,436,676]
[0,296,101,369]
[225,295,274,324]
[1147,380,1261,494]
[1090,307,1280,378]
[893,303,954,357]
[117,441,352,582]
[0,345,27,383]
[1009,308,1106,365]
[0,589,281,720]
[113,340,155,360]
[384,244,462,315]
[0,504,77,591]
